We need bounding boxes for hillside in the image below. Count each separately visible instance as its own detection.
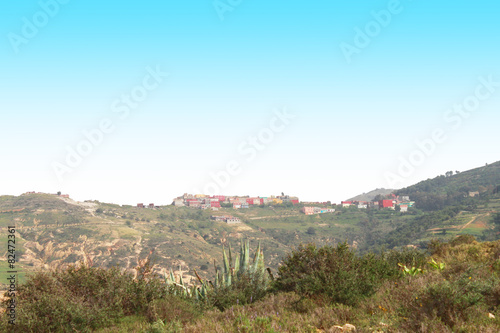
[395,161,500,211]
[1,162,499,290]
[348,188,395,202]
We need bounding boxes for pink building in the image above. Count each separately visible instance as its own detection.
[301,207,315,215]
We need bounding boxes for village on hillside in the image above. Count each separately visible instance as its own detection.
[171,193,299,209]
[167,193,415,214]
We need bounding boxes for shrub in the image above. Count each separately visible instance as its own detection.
[0,265,172,331]
[273,242,400,306]
[146,295,201,324]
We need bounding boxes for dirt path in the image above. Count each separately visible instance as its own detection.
[428,213,491,233]
[460,212,491,230]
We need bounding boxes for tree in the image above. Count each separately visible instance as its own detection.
[57,191,61,196]
[306,227,316,235]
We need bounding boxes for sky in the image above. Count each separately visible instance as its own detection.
[0,0,499,205]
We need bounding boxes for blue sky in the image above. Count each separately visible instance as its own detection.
[1,0,499,205]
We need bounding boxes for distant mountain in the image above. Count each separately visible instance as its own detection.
[348,188,395,202]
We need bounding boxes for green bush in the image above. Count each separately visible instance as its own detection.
[395,267,500,331]
[0,265,173,332]
[273,242,400,306]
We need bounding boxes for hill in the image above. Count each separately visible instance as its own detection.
[348,188,395,202]
[395,161,500,211]
[1,162,499,289]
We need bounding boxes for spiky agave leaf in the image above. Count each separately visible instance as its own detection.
[170,268,175,283]
[200,283,207,299]
[234,253,240,276]
[239,239,250,276]
[214,270,220,290]
[179,265,185,287]
[252,241,262,274]
[228,243,234,273]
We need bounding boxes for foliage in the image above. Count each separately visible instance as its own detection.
[428,258,445,271]
[398,263,424,276]
[273,242,400,305]
[0,265,172,332]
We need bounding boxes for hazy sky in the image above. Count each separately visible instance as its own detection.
[1,1,499,205]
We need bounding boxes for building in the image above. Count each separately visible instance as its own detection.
[379,200,395,209]
[226,217,241,224]
[469,191,479,197]
[188,201,201,208]
[173,199,185,207]
[137,203,144,208]
[400,205,408,212]
[302,207,315,215]
[341,201,353,208]
[302,206,335,215]
[357,203,368,209]
[148,203,155,209]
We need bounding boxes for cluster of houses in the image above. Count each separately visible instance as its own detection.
[210,215,241,224]
[172,193,299,210]
[340,194,415,212]
[301,207,336,215]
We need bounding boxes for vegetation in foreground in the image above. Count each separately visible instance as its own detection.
[2,235,500,332]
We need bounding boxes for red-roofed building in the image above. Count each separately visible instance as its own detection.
[379,200,395,209]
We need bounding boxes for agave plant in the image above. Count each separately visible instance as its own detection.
[165,240,271,302]
[164,266,198,298]
[209,240,269,291]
